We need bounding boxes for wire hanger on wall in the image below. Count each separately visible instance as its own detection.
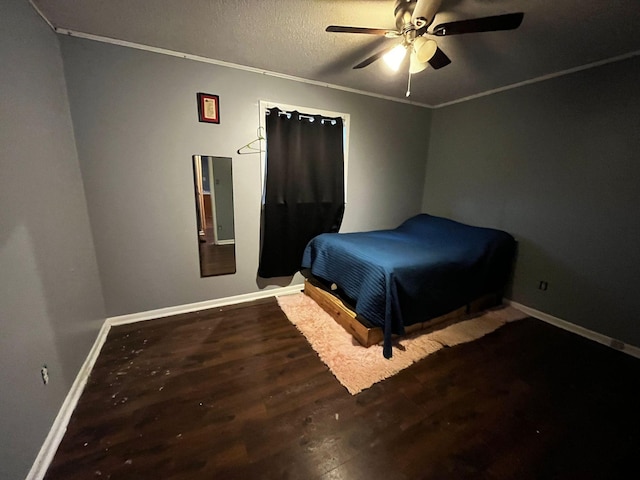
[237,127,265,155]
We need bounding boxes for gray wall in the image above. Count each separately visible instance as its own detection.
[0,1,106,478]
[422,56,640,346]
[60,37,432,317]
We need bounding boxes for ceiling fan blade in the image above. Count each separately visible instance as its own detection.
[427,47,451,69]
[432,12,524,36]
[353,44,399,69]
[326,25,396,36]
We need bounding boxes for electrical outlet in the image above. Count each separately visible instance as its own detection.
[41,365,49,385]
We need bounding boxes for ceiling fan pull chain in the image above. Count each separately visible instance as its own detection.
[406,71,412,97]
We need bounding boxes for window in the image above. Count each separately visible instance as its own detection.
[258,100,350,203]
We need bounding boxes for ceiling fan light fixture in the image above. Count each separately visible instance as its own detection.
[413,37,438,63]
[382,44,407,71]
[409,51,428,74]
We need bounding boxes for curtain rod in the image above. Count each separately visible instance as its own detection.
[265,107,343,123]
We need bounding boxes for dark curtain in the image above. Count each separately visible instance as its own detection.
[258,107,345,278]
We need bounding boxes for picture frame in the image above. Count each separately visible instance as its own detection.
[197,93,220,124]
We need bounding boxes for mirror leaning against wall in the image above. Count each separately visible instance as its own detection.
[192,155,236,277]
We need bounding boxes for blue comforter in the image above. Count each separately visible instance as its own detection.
[301,214,516,358]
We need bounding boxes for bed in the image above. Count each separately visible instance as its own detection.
[301,214,516,358]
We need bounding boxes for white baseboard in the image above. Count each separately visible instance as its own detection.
[215,239,235,246]
[108,284,304,326]
[27,283,303,479]
[26,320,112,480]
[507,300,640,359]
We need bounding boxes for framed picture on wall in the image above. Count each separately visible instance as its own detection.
[197,93,220,124]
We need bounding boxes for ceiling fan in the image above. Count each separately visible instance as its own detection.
[326,0,524,95]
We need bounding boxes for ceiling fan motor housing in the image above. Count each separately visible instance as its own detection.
[394,0,416,31]
[395,0,442,30]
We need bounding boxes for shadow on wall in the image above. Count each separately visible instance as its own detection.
[256,274,297,289]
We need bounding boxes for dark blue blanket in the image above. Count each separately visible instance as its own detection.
[301,214,516,358]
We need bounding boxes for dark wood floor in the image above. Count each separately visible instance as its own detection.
[198,223,235,276]
[45,298,640,479]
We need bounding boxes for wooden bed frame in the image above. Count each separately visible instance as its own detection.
[303,278,502,348]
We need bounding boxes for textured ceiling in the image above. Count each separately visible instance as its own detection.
[31,0,640,107]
